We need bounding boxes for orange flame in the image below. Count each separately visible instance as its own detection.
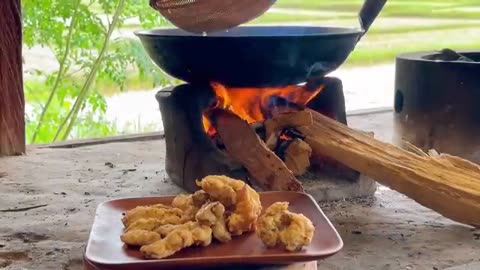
[202,82,324,136]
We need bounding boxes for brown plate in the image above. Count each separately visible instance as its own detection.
[85,192,343,269]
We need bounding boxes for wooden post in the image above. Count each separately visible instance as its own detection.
[0,0,25,156]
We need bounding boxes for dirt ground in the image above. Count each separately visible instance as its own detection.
[0,111,479,270]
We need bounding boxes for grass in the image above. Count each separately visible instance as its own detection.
[345,27,480,66]
[367,23,480,34]
[346,42,480,66]
[276,0,480,19]
[251,12,355,23]
[25,72,173,101]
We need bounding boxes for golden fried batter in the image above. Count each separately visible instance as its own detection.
[154,224,183,237]
[122,206,183,227]
[256,202,289,247]
[227,185,262,236]
[195,202,231,243]
[172,190,210,210]
[151,203,172,209]
[191,190,210,207]
[154,222,195,237]
[140,222,212,259]
[125,217,183,232]
[171,194,193,211]
[120,229,161,246]
[190,223,213,247]
[141,229,193,259]
[256,202,315,251]
[171,190,210,222]
[196,175,245,207]
[279,212,315,251]
[196,175,262,236]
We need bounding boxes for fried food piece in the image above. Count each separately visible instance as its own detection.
[154,223,190,237]
[141,222,212,259]
[126,217,183,232]
[190,223,213,247]
[196,175,262,236]
[151,203,172,209]
[171,194,196,222]
[191,190,210,206]
[171,194,193,211]
[120,229,161,246]
[141,229,193,259]
[256,202,315,252]
[172,190,210,210]
[122,206,183,227]
[195,202,218,225]
[154,221,213,239]
[196,175,246,207]
[195,202,231,243]
[227,185,262,236]
[256,202,289,247]
[154,224,178,237]
[279,212,315,251]
[171,190,210,222]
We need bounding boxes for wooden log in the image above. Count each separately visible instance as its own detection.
[0,0,25,156]
[264,111,313,139]
[265,132,279,150]
[210,108,304,192]
[284,138,312,176]
[296,109,480,227]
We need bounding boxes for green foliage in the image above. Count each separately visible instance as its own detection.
[23,0,170,144]
[24,0,480,144]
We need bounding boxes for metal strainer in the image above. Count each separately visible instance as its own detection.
[150,0,277,33]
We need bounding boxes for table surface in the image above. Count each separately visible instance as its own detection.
[1,110,479,270]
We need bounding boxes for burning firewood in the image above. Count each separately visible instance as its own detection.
[207,108,304,192]
[264,111,313,139]
[284,138,312,176]
[265,132,280,150]
[258,108,480,227]
[286,108,480,228]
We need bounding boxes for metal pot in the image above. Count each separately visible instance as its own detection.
[393,50,480,163]
[135,0,387,87]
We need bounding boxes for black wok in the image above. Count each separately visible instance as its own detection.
[136,0,387,87]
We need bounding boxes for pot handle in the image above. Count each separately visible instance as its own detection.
[358,0,388,40]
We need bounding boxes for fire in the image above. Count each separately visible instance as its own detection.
[202,82,324,136]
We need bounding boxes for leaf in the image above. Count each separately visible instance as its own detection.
[23,0,171,143]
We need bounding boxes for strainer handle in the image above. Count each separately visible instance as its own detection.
[358,0,388,39]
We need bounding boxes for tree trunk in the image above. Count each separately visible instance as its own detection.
[0,0,25,156]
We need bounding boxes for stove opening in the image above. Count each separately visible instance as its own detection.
[202,83,324,137]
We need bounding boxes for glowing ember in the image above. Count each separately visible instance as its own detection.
[279,133,291,141]
[202,82,324,136]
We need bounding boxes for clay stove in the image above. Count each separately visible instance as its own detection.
[136,0,388,201]
[156,77,377,201]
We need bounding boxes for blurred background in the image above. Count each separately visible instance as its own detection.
[22,0,480,144]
